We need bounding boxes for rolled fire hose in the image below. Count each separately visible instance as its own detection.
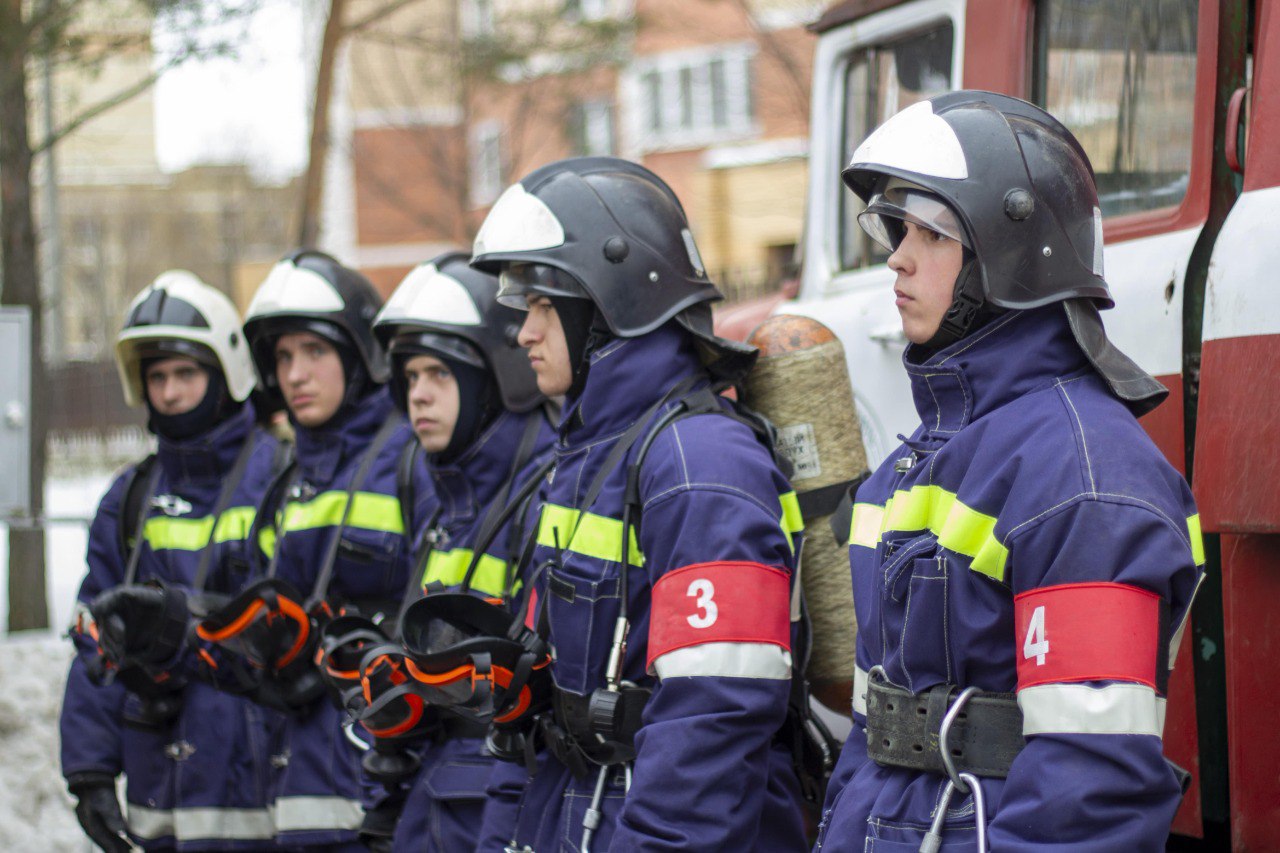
[744,315,865,713]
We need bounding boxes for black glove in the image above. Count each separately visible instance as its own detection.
[67,772,133,853]
[90,583,189,667]
[358,794,405,852]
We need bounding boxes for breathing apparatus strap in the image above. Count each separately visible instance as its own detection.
[190,436,263,593]
[306,417,406,612]
[458,411,548,597]
[121,460,162,587]
[393,506,445,634]
[252,457,300,579]
[395,440,422,554]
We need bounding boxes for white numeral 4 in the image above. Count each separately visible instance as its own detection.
[1023,605,1049,666]
[686,578,718,629]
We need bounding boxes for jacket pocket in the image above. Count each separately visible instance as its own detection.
[544,557,622,696]
[876,533,956,691]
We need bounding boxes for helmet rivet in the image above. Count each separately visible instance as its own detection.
[229,332,239,348]
[1042,246,1053,257]
[648,271,659,282]
[603,237,629,263]
[1004,188,1035,221]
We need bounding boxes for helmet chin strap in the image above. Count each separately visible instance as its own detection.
[922,257,986,351]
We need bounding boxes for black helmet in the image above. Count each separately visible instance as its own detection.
[243,250,390,405]
[471,156,756,379]
[373,252,543,413]
[844,91,1164,411]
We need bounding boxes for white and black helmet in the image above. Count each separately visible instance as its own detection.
[471,156,756,380]
[115,270,256,408]
[845,91,1165,411]
[373,252,543,412]
[243,250,390,403]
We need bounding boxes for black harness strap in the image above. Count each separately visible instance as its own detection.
[121,460,163,587]
[306,417,407,612]
[190,436,263,593]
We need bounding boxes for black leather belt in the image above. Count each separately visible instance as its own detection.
[865,675,1025,778]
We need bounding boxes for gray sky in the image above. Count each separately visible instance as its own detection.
[154,0,309,182]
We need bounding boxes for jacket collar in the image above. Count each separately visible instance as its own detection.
[904,305,1089,439]
[293,386,398,485]
[428,410,531,526]
[560,323,706,445]
[155,403,256,485]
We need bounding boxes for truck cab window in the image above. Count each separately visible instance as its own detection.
[1033,0,1198,218]
[839,23,954,271]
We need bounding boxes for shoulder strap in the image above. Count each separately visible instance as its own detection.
[307,417,406,610]
[120,456,161,585]
[191,435,264,593]
[395,439,421,542]
[459,411,548,594]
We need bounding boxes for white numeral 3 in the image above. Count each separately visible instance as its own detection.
[686,579,718,629]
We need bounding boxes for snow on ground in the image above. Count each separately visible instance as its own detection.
[0,473,117,852]
[0,631,90,852]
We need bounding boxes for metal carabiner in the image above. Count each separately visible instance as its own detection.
[580,763,611,853]
[919,687,988,853]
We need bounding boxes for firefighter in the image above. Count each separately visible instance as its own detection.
[60,271,283,851]
[468,156,809,851]
[235,250,428,850]
[814,92,1204,851]
[366,251,555,851]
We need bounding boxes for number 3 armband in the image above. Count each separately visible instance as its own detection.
[647,562,792,681]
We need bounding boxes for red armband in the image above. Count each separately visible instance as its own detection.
[647,561,791,678]
[1014,582,1163,691]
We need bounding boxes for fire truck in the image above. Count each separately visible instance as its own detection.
[719,0,1276,846]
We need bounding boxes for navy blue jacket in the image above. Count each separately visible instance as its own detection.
[60,404,282,850]
[492,324,808,852]
[815,307,1203,852]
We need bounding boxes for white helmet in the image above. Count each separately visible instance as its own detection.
[115,270,257,408]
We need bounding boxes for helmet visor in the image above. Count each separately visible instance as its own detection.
[495,263,589,310]
[858,183,968,252]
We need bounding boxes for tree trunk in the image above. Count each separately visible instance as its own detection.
[298,0,347,248]
[0,0,49,632]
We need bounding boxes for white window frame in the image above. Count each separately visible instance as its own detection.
[469,121,504,208]
[575,99,616,156]
[461,0,496,38]
[621,43,759,155]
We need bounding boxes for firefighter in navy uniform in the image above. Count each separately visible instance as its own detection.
[469,157,809,852]
[814,92,1204,851]
[60,271,283,851]
[366,252,555,851]
[231,251,430,851]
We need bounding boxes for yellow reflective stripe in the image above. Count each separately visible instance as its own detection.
[848,485,1009,583]
[422,548,509,598]
[259,527,277,559]
[849,503,886,549]
[1186,514,1205,566]
[280,491,404,536]
[537,504,645,567]
[143,506,257,552]
[778,491,804,554]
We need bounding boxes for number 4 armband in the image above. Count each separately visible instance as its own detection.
[646,561,793,680]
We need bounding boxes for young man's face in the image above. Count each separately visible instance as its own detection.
[886,220,966,345]
[404,354,459,453]
[517,295,573,397]
[145,357,208,415]
[274,331,346,428]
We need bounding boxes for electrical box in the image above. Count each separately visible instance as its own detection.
[0,307,31,517]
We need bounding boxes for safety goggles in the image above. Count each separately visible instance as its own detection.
[194,578,317,677]
[388,592,550,726]
[495,263,589,311]
[858,179,969,252]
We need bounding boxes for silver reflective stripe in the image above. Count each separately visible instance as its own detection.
[1019,683,1166,738]
[270,795,364,833]
[127,804,274,841]
[651,642,791,680]
[852,665,869,717]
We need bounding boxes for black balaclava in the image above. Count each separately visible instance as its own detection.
[143,360,240,441]
[435,354,500,463]
[549,295,606,400]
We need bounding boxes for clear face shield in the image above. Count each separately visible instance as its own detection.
[495,263,589,311]
[858,179,969,253]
